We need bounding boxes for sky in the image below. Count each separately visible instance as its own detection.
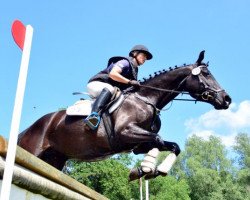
[1,0,250,152]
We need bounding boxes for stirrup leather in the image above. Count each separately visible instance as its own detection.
[84,112,101,130]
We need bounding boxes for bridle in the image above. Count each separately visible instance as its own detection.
[138,64,224,103]
[193,65,225,102]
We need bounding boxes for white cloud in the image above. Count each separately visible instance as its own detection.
[219,133,238,147]
[185,100,250,147]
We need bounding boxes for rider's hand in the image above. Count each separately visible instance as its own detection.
[128,80,140,87]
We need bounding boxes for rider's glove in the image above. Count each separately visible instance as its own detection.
[128,80,140,87]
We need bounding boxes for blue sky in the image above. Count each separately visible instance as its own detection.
[1,1,250,151]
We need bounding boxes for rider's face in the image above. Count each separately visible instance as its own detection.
[136,52,148,66]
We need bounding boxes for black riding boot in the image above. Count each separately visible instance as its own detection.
[84,88,112,130]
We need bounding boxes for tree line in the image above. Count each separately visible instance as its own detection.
[65,133,250,200]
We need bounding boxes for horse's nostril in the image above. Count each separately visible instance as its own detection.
[224,95,232,105]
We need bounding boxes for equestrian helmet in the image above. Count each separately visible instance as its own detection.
[129,45,153,60]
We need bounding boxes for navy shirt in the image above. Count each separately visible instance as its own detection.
[88,56,138,90]
[107,59,132,77]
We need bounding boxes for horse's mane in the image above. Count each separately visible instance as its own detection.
[139,63,191,84]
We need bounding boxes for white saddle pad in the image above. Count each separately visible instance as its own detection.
[66,99,92,116]
[66,94,124,116]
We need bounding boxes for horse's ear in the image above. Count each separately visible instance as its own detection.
[196,50,205,65]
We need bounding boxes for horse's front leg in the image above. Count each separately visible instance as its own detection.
[129,141,181,181]
[153,141,181,176]
[119,123,164,148]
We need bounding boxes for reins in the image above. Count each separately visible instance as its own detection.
[139,85,189,95]
[138,74,199,102]
[139,85,198,102]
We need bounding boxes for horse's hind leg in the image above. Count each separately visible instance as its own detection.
[38,147,68,170]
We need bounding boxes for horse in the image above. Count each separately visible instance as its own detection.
[18,51,231,180]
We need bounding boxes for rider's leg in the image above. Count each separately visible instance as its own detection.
[84,81,114,130]
[85,87,112,130]
[87,81,114,98]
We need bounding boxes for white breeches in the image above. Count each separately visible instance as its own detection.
[87,81,115,98]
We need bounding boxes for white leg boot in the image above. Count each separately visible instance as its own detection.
[157,153,177,174]
[141,148,160,173]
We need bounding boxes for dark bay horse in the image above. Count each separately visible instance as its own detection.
[18,51,231,174]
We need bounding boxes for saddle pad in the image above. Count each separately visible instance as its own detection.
[66,94,125,116]
[66,99,92,116]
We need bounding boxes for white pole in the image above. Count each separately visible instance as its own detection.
[139,178,143,200]
[145,180,149,200]
[0,25,33,200]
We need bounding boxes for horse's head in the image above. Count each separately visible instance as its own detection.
[184,51,231,109]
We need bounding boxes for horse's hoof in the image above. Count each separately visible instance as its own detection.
[128,167,146,182]
[144,170,167,180]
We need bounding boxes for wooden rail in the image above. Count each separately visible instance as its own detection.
[0,135,108,200]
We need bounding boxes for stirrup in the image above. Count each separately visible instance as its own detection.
[84,112,101,130]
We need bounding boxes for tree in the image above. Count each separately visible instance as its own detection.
[64,134,250,199]
[233,133,250,197]
[234,133,250,169]
[66,154,140,200]
[150,176,190,200]
[184,135,231,173]
[175,135,248,200]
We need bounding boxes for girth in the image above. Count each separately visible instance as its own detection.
[101,87,122,151]
[102,111,120,151]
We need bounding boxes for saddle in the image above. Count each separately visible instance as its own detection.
[66,89,124,117]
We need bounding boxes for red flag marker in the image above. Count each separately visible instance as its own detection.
[0,20,33,200]
[11,20,26,50]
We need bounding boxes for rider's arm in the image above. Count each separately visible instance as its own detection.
[109,60,131,84]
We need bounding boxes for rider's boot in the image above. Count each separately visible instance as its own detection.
[84,88,112,130]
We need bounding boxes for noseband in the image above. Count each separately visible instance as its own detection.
[194,65,224,101]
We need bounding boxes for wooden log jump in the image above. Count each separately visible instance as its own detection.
[0,135,108,200]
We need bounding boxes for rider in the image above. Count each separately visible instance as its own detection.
[84,44,153,130]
